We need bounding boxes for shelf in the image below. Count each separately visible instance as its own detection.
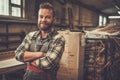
[0,19,37,24]
[0,32,25,36]
[0,32,25,52]
[0,48,16,52]
[0,40,22,44]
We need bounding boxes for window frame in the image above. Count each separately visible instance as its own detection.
[0,0,25,19]
[99,14,107,26]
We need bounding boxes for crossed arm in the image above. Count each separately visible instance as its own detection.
[15,34,65,69]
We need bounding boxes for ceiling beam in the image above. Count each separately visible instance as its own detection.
[67,0,109,16]
[114,0,120,8]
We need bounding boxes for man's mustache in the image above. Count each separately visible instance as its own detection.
[40,21,47,24]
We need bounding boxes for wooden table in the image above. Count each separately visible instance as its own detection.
[0,58,26,80]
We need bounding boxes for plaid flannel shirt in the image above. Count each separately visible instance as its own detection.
[15,30,65,70]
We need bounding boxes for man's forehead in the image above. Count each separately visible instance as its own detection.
[39,9,53,12]
[38,9,54,16]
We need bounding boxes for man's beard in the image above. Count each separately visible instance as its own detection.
[38,23,53,31]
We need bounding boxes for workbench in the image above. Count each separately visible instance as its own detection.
[0,58,26,75]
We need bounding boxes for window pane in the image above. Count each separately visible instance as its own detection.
[11,0,21,5]
[0,0,9,15]
[99,15,103,26]
[12,7,21,17]
[103,17,107,25]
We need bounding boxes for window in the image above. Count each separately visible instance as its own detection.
[99,15,107,26]
[0,0,9,15]
[0,0,24,18]
[108,16,120,19]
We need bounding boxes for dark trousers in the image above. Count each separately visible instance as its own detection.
[23,70,57,80]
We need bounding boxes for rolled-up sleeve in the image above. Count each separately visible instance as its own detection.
[36,35,65,69]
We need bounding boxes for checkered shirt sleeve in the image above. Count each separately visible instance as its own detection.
[15,31,36,61]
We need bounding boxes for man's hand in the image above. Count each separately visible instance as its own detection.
[31,60,37,66]
[30,52,46,67]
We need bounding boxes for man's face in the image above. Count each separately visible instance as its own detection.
[38,9,54,31]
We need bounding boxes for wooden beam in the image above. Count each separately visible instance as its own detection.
[67,0,108,15]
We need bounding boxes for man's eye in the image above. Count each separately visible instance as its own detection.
[40,17,43,18]
[39,15,43,18]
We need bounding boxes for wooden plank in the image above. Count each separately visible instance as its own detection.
[0,58,26,75]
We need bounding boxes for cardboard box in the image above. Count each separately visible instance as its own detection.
[57,31,85,80]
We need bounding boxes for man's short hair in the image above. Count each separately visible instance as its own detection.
[39,2,55,17]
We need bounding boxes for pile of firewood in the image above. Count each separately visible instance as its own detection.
[84,24,120,80]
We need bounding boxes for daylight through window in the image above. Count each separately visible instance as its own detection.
[0,0,24,17]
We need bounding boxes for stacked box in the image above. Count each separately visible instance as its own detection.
[57,31,85,80]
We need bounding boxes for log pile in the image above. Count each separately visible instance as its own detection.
[84,24,120,80]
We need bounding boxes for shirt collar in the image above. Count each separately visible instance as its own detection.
[37,28,57,39]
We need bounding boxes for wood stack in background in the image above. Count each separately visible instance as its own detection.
[84,38,110,80]
[84,24,120,80]
[84,38,120,80]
